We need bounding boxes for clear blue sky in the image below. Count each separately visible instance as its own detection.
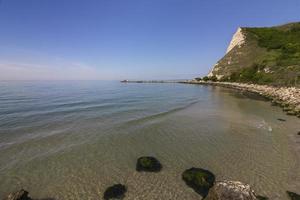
[0,0,299,80]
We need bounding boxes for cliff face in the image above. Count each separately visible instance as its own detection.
[208,22,300,86]
[225,28,245,54]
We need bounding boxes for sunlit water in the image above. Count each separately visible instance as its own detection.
[0,81,299,200]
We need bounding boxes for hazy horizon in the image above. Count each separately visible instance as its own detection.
[0,0,300,80]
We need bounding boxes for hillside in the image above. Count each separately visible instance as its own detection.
[207,22,300,86]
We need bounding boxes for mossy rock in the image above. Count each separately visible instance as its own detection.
[103,184,127,200]
[287,191,300,200]
[136,156,162,172]
[256,195,269,200]
[182,167,215,198]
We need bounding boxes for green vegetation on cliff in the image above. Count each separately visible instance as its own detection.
[210,22,300,86]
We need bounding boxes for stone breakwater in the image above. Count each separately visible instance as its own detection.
[181,81,300,118]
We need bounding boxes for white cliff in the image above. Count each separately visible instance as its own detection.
[207,27,245,78]
[226,27,245,53]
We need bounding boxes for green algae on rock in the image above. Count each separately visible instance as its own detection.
[182,167,215,198]
[103,184,127,200]
[136,156,162,172]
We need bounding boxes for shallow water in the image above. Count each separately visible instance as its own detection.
[0,81,299,200]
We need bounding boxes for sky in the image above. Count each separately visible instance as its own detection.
[0,0,300,80]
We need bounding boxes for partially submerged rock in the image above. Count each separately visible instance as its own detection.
[4,189,32,200]
[256,195,269,200]
[136,156,162,172]
[287,191,300,200]
[182,167,215,198]
[204,180,257,200]
[297,131,300,136]
[277,118,286,122]
[103,184,127,200]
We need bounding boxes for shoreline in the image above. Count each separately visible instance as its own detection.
[180,80,300,118]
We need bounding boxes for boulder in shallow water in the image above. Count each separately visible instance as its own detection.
[103,184,127,200]
[287,191,300,200]
[4,189,32,200]
[136,156,162,172]
[182,167,215,198]
[204,180,258,200]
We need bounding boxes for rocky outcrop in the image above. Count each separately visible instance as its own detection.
[204,180,259,200]
[206,22,300,86]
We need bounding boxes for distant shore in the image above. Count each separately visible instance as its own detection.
[181,80,300,118]
[121,80,180,83]
[121,79,300,118]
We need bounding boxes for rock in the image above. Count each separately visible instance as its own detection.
[182,168,215,198]
[283,107,292,112]
[136,156,162,172]
[103,184,127,200]
[277,118,286,122]
[287,191,300,200]
[271,100,280,106]
[256,195,269,200]
[297,131,300,136]
[204,180,257,200]
[287,111,297,115]
[4,189,32,200]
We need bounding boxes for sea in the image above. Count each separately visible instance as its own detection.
[0,81,299,199]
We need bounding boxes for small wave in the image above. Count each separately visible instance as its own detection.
[118,99,200,128]
[256,120,272,132]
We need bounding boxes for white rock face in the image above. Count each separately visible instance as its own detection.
[226,28,245,53]
[205,180,257,200]
[208,63,219,77]
[207,28,245,78]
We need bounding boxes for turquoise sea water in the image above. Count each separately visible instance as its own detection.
[0,81,299,200]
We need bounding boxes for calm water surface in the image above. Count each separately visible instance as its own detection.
[0,81,299,200]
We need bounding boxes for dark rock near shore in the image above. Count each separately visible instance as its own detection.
[136,156,162,172]
[256,195,269,200]
[182,167,215,198]
[287,111,297,115]
[103,184,127,200]
[3,189,32,200]
[287,191,300,200]
[297,131,300,135]
[277,118,286,121]
[204,180,257,200]
[271,100,280,106]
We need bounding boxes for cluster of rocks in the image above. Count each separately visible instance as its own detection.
[3,157,299,200]
[103,156,162,199]
[183,80,300,118]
